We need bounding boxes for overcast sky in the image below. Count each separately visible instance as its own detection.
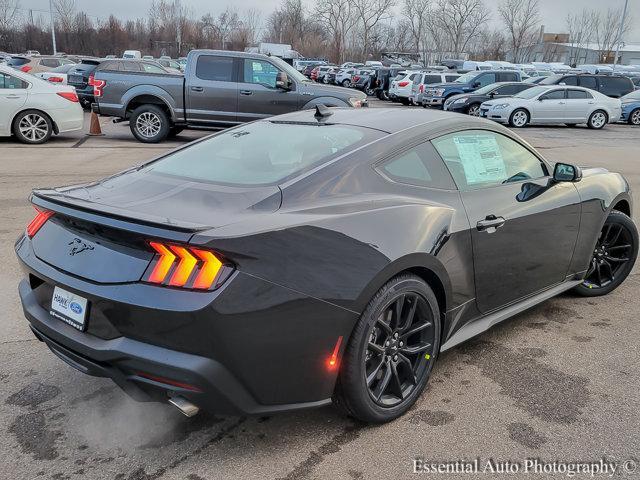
[17,0,640,41]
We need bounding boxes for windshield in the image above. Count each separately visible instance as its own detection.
[147,121,383,186]
[622,90,640,101]
[270,56,308,83]
[455,72,478,83]
[515,86,549,99]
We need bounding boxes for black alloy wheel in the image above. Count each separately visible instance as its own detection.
[334,274,440,423]
[574,210,638,296]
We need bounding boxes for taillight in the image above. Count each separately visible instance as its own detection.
[146,241,231,290]
[88,74,105,97]
[48,76,64,83]
[21,65,32,73]
[398,81,409,87]
[57,91,79,102]
[419,84,424,93]
[26,207,54,238]
[353,76,360,82]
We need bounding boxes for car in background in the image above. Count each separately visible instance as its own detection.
[323,66,338,84]
[66,59,104,109]
[620,90,640,125]
[369,67,405,100]
[444,82,534,116]
[409,71,461,105]
[422,70,522,108]
[157,58,183,73]
[177,57,187,69]
[142,55,154,61]
[303,64,322,78]
[35,63,79,84]
[440,59,465,70]
[462,60,492,71]
[105,55,117,59]
[123,50,142,59]
[294,59,327,72]
[350,69,376,94]
[335,68,357,87]
[524,76,547,84]
[312,65,336,82]
[389,70,421,104]
[0,65,83,144]
[480,85,621,129]
[6,55,76,74]
[539,74,634,98]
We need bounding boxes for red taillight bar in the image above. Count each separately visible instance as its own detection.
[398,81,409,87]
[48,76,64,83]
[26,208,54,238]
[88,74,106,97]
[21,65,32,73]
[146,241,228,290]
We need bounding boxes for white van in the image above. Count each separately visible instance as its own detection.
[365,61,383,67]
[123,50,142,59]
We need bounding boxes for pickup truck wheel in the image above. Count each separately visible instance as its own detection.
[130,105,170,143]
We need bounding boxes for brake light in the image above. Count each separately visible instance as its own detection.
[26,208,54,238]
[353,75,360,82]
[57,91,79,102]
[88,74,105,97]
[398,81,409,87]
[21,65,32,73]
[48,76,64,83]
[146,241,229,290]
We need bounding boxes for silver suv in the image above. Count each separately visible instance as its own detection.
[410,71,461,105]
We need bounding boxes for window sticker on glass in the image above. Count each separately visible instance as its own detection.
[453,135,506,185]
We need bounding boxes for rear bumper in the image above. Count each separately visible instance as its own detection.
[422,96,444,106]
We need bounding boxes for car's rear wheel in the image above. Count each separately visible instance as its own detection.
[466,104,481,116]
[13,110,53,144]
[377,90,389,101]
[628,108,640,126]
[342,80,351,87]
[587,110,608,129]
[509,108,529,128]
[573,210,638,297]
[130,105,170,143]
[333,274,440,423]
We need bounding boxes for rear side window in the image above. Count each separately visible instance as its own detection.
[497,72,518,82]
[599,76,633,97]
[561,76,578,86]
[579,76,597,90]
[567,89,591,99]
[378,142,455,189]
[40,58,60,68]
[445,75,460,82]
[424,75,442,84]
[147,122,383,186]
[495,84,521,95]
[0,72,29,89]
[196,55,234,82]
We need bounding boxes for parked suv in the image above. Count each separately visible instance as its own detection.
[421,70,522,108]
[6,55,76,74]
[409,71,461,105]
[335,68,357,87]
[389,70,421,104]
[539,74,634,98]
[92,50,366,143]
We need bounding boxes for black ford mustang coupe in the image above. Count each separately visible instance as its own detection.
[16,107,638,423]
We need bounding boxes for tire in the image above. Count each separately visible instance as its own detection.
[13,110,53,144]
[365,87,375,96]
[129,105,170,143]
[628,108,640,126]
[466,103,481,116]
[377,90,389,101]
[573,210,638,297]
[587,110,608,129]
[333,274,441,423]
[400,98,410,106]
[509,108,530,128]
[342,80,351,88]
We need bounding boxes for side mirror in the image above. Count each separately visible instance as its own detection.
[538,96,546,101]
[553,163,582,182]
[276,72,290,90]
[488,91,495,98]
[472,81,481,88]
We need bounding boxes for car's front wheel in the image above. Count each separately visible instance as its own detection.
[333,274,440,423]
[509,108,529,127]
[573,210,638,297]
[587,110,608,129]
[13,110,53,144]
[466,103,481,116]
[130,105,170,143]
[342,80,351,88]
[628,108,640,126]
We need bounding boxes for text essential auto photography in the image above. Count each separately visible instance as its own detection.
[1,0,640,479]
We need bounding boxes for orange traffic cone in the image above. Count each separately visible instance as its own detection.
[86,111,104,136]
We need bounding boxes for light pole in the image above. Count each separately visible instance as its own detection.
[49,0,57,55]
[612,0,629,72]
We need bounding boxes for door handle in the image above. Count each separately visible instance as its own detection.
[190,86,203,92]
[240,90,253,95]
[477,215,506,232]
[5,95,20,99]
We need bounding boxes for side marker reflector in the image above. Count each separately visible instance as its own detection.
[327,336,343,370]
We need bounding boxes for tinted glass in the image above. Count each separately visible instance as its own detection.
[432,130,546,190]
[541,89,565,100]
[599,76,632,97]
[424,75,442,84]
[122,61,141,72]
[0,72,28,89]
[243,59,279,87]
[579,76,597,90]
[497,72,519,82]
[475,73,496,87]
[40,58,60,68]
[148,122,383,186]
[195,55,234,82]
[142,63,166,74]
[567,89,591,99]
[6,57,29,67]
[495,84,521,95]
[561,76,578,86]
[379,143,455,189]
[445,75,460,82]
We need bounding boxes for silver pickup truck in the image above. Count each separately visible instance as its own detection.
[92,49,367,143]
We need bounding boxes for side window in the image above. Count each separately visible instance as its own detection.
[514,84,533,93]
[600,77,632,97]
[431,130,547,190]
[195,55,234,82]
[40,58,60,68]
[122,61,141,72]
[0,72,29,89]
[412,74,422,85]
[475,73,495,87]
[540,89,565,100]
[567,89,590,99]
[445,75,459,82]
[243,59,279,88]
[495,84,520,95]
[378,142,455,189]
[424,75,442,84]
[579,76,597,90]
[561,76,578,86]
[496,72,517,82]
[141,63,166,74]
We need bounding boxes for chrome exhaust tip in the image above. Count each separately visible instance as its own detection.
[168,396,200,417]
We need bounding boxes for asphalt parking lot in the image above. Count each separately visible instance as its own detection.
[1,104,639,480]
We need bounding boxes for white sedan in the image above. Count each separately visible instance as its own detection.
[480,85,621,129]
[0,65,83,144]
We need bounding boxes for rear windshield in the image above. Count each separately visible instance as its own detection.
[6,57,29,67]
[147,121,383,186]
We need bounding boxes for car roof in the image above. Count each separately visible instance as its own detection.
[266,107,497,134]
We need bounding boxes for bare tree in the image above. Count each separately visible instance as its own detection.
[430,0,490,58]
[565,9,599,66]
[498,0,540,63]
[0,0,20,32]
[594,7,632,63]
[402,0,431,63]
[315,0,358,63]
[353,0,395,59]
[53,0,76,33]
